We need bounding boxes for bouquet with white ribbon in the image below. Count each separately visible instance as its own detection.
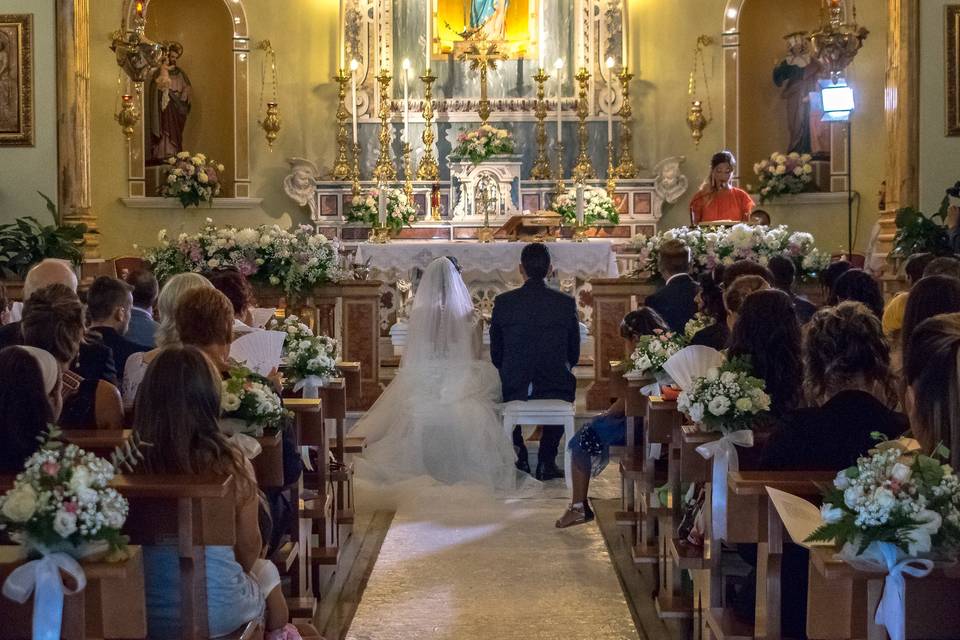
[628,329,686,381]
[269,315,339,398]
[221,365,288,437]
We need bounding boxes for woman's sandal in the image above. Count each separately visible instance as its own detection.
[555,502,595,528]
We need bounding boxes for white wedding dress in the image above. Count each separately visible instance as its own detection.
[351,257,517,491]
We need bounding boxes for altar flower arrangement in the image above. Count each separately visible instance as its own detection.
[159,151,225,208]
[629,224,830,282]
[676,357,771,434]
[630,329,686,377]
[753,151,814,203]
[143,220,340,297]
[553,186,621,226]
[0,428,128,554]
[221,365,288,436]
[454,124,515,164]
[268,315,339,393]
[347,188,417,234]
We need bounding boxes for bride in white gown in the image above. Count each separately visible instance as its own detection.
[351,257,517,490]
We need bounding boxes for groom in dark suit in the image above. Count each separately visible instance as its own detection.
[490,243,580,481]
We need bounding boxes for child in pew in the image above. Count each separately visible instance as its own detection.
[556,307,670,528]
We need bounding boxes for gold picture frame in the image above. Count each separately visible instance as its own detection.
[947,5,960,136]
[0,14,33,146]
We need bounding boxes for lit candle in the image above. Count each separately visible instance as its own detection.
[555,58,564,143]
[576,183,585,225]
[402,59,411,144]
[605,56,616,144]
[378,187,387,226]
[349,59,359,145]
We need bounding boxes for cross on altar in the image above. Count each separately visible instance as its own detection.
[458,41,505,126]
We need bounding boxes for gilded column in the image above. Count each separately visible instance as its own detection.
[885,0,919,209]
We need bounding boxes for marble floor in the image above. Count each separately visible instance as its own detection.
[346,469,640,640]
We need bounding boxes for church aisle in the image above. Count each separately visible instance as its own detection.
[346,475,639,640]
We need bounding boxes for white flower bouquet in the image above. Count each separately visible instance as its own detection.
[752,151,814,203]
[0,429,128,555]
[221,365,288,436]
[684,312,714,341]
[143,220,340,297]
[347,187,417,234]
[553,186,621,226]
[629,223,830,282]
[454,124,515,164]
[159,150,224,208]
[630,329,686,377]
[676,357,771,434]
[269,315,339,392]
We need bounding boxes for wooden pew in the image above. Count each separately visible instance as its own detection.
[611,362,643,541]
[318,378,354,534]
[629,389,673,568]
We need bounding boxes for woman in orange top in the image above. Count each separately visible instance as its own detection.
[690,150,755,225]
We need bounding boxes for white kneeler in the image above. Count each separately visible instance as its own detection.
[501,399,576,489]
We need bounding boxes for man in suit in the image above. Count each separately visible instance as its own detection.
[490,243,580,481]
[124,269,160,348]
[644,239,697,333]
[768,255,818,325]
[86,276,149,382]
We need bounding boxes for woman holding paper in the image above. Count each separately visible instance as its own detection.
[689,150,754,225]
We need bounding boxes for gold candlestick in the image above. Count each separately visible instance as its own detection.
[373,68,397,182]
[553,140,566,200]
[402,141,414,205]
[573,67,595,181]
[332,68,352,181]
[607,142,618,197]
[351,142,361,198]
[417,69,440,181]
[615,67,637,178]
[531,68,552,180]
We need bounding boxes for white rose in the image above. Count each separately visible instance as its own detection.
[222,393,241,412]
[843,485,863,508]
[820,503,844,524]
[53,510,78,538]
[705,367,720,382]
[708,396,730,416]
[720,371,737,384]
[1,485,37,522]
[775,165,787,175]
[873,488,896,511]
[69,466,91,493]
[735,397,753,413]
[891,463,912,484]
[688,402,705,423]
[207,258,220,268]
[834,471,851,490]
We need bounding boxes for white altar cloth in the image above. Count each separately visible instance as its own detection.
[354,241,619,281]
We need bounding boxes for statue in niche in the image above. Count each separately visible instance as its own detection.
[469,0,509,41]
[147,41,192,165]
[773,32,827,157]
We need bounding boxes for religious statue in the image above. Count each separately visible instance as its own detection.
[773,32,827,156]
[653,156,689,204]
[469,0,509,41]
[282,157,320,220]
[147,41,192,165]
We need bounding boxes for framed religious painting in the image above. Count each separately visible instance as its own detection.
[948,5,960,136]
[0,14,33,146]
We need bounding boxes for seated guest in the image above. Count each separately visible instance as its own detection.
[86,276,149,382]
[124,268,160,348]
[748,209,771,226]
[0,259,78,349]
[882,252,935,339]
[898,275,960,372]
[122,272,212,411]
[720,259,774,288]
[768,255,817,324]
[822,259,852,305]
[207,267,257,336]
[557,308,670,528]
[689,268,729,350]
[0,346,62,473]
[645,239,697,333]
[923,255,960,280]
[723,274,769,332]
[763,302,906,470]
[21,284,123,429]
[905,314,960,467]
[727,289,802,418]
[831,268,885,318]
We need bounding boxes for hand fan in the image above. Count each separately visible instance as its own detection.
[229,330,287,376]
[662,345,725,391]
[249,307,278,329]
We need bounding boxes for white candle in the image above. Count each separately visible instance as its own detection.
[338,0,345,70]
[402,59,411,144]
[555,58,564,144]
[538,6,545,70]
[605,57,616,144]
[378,188,387,226]
[425,0,431,72]
[576,183,585,225]
[350,59,359,145]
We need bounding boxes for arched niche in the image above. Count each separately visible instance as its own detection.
[119,0,253,202]
[721,0,848,192]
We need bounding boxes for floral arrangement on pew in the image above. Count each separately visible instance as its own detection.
[453,124,515,164]
[221,364,289,437]
[752,151,814,203]
[143,220,340,297]
[159,151,225,208]
[628,223,830,282]
[628,329,686,379]
[268,314,339,397]
[347,188,417,234]
[806,437,960,640]
[552,186,621,226]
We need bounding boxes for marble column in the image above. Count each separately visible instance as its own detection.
[56,0,99,258]
[885,0,920,209]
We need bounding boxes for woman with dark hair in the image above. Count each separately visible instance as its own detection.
[558,307,670,528]
[821,260,852,304]
[830,269,884,318]
[689,150,755,224]
[207,268,256,336]
[0,346,62,472]
[723,275,770,332]
[898,275,960,369]
[689,268,730,350]
[727,288,802,417]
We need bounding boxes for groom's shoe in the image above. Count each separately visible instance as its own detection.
[535,461,565,481]
[515,458,531,474]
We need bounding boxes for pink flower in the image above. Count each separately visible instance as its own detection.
[42,461,60,477]
[64,501,78,514]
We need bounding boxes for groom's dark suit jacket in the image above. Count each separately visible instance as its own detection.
[490,279,580,403]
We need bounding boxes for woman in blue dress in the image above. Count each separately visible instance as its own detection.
[556,307,669,528]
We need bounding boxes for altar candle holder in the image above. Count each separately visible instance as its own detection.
[373,68,397,182]
[553,140,566,201]
[402,141,414,206]
[606,141,618,198]
[417,69,440,181]
[573,68,596,182]
[351,142,362,198]
[615,67,638,179]
[332,68,353,181]
[531,68,552,180]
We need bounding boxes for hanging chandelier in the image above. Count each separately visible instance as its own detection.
[809,0,869,82]
[109,2,165,85]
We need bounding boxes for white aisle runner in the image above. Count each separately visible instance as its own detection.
[347,473,639,640]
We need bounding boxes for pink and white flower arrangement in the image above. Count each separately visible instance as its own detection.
[159,151,224,208]
[346,187,417,234]
[630,329,686,377]
[752,151,814,203]
[553,186,621,226]
[221,365,288,436]
[454,124,515,164]
[268,314,339,388]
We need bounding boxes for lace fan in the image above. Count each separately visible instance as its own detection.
[662,345,725,391]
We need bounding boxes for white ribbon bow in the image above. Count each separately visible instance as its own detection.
[293,376,328,399]
[2,552,87,640]
[228,433,263,459]
[874,541,934,640]
[695,429,754,541]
